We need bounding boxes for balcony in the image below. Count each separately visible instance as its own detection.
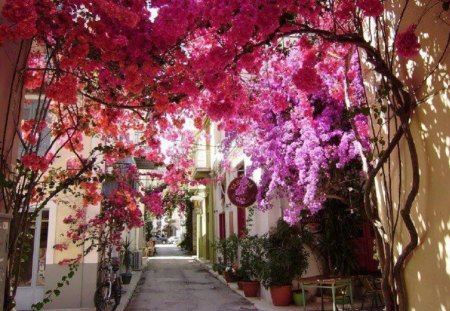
[192,146,211,179]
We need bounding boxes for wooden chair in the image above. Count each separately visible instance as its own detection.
[144,240,156,257]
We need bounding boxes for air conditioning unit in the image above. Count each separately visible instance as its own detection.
[131,250,143,270]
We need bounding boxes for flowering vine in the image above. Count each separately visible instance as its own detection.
[0,1,448,311]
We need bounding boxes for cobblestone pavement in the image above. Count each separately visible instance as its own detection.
[126,245,257,311]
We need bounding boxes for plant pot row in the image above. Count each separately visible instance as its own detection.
[235,282,308,306]
[214,219,311,307]
[269,285,307,306]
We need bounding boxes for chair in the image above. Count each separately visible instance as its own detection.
[359,276,384,311]
[334,281,352,311]
[144,240,156,257]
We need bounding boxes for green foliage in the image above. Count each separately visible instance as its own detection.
[212,260,226,274]
[144,211,154,242]
[239,235,267,281]
[317,199,360,276]
[261,219,310,289]
[213,234,239,267]
[179,200,194,253]
[122,237,132,272]
[0,171,14,188]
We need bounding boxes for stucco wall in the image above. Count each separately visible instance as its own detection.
[0,0,31,214]
[44,262,97,309]
[362,2,450,310]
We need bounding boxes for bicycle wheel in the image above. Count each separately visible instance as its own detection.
[111,279,122,310]
[94,283,115,311]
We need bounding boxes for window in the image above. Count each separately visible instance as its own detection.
[236,163,245,177]
[19,100,51,157]
[17,210,49,287]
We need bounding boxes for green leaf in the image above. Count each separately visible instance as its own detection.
[57,282,63,287]
[0,172,14,188]
[54,289,61,296]
[361,107,371,116]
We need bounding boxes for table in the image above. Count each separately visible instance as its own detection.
[299,276,353,311]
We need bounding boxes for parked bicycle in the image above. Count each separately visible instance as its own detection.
[94,257,122,311]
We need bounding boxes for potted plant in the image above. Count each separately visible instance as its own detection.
[261,219,310,306]
[213,234,239,282]
[224,264,238,283]
[234,266,247,290]
[212,260,226,275]
[121,238,133,285]
[239,235,267,297]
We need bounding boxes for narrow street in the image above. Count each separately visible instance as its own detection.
[126,245,257,311]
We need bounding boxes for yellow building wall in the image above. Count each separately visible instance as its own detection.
[362,2,450,310]
[44,135,102,309]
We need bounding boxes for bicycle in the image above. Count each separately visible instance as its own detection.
[94,257,122,311]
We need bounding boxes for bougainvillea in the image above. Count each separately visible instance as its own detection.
[1,0,447,310]
[1,0,374,228]
[395,24,421,58]
[142,191,165,217]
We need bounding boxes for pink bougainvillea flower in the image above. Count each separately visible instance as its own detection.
[395,24,421,58]
[357,0,384,17]
[293,66,323,95]
[21,153,51,172]
[20,119,47,144]
[46,75,78,105]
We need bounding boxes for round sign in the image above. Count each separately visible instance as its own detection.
[227,176,257,208]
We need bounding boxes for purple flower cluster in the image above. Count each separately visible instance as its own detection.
[233,44,368,224]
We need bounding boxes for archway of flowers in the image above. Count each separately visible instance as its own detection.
[0,1,448,310]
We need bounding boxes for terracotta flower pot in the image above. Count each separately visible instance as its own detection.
[242,281,259,297]
[270,285,293,306]
[223,271,234,283]
[238,281,244,290]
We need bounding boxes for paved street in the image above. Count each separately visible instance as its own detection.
[126,245,257,311]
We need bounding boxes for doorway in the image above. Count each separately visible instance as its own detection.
[16,210,49,310]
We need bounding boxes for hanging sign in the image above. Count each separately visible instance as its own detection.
[227,176,257,208]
